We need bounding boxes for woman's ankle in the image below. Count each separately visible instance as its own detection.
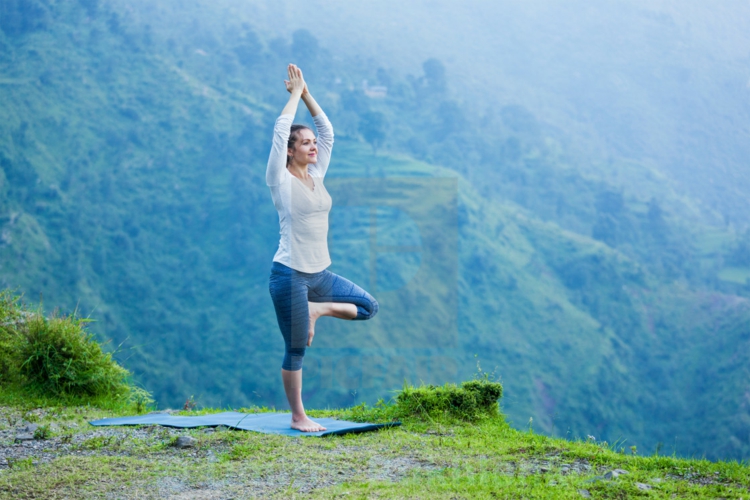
[291,412,308,422]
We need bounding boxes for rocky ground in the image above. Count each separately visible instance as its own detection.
[0,406,746,499]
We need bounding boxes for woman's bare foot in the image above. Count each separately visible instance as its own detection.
[307,302,358,346]
[291,415,327,432]
[307,301,327,346]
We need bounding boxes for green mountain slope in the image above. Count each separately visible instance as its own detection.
[1,0,748,461]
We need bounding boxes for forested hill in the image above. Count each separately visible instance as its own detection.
[1,0,749,461]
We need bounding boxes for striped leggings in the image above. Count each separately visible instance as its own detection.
[269,261,379,371]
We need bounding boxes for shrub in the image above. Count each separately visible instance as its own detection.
[0,290,151,407]
[18,312,131,398]
[462,379,504,408]
[395,378,503,421]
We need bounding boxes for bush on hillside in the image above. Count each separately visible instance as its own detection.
[395,378,503,421]
[18,313,132,398]
[0,290,148,404]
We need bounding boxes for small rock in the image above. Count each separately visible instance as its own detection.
[540,467,549,473]
[636,482,652,491]
[202,428,215,434]
[650,478,663,483]
[22,424,38,433]
[174,436,197,449]
[14,433,34,442]
[604,469,629,479]
[578,489,591,498]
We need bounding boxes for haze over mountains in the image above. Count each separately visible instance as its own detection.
[1,0,749,461]
[253,0,750,227]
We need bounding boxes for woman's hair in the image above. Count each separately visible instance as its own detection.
[287,124,314,164]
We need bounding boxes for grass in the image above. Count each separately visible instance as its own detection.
[1,380,748,498]
[1,403,748,499]
[0,290,153,413]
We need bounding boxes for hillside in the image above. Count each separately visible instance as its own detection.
[1,0,749,462]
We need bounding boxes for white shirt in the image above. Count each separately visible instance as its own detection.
[266,113,334,273]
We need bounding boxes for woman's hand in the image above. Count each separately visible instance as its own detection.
[284,64,307,95]
[280,65,306,116]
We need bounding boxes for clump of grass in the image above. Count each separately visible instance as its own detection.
[345,378,504,424]
[396,379,503,421]
[18,311,131,398]
[81,435,115,450]
[33,424,52,440]
[0,290,152,409]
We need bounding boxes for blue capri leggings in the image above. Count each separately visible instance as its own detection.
[269,261,379,371]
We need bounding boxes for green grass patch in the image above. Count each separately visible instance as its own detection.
[0,398,747,499]
[0,290,153,412]
[396,378,503,421]
[343,378,503,425]
[0,456,168,499]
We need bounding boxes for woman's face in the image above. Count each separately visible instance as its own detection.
[288,129,317,166]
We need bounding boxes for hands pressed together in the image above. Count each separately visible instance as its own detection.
[284,63,308,96]
[280,63,322,118]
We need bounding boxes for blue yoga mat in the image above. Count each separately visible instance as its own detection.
[89,411,400,437]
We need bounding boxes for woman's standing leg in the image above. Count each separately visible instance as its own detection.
[269,263,327,432]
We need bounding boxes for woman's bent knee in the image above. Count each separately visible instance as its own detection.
[356,296,379,320]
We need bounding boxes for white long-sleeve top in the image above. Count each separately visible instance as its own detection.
[266,113,334,273]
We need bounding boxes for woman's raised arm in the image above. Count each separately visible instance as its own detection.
[297,73,333,177]
[266,65,306,186]
[301,91,323,117]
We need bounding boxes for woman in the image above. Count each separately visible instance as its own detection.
[267,64,379,432]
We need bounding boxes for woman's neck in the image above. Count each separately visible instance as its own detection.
[287,163,308,179]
